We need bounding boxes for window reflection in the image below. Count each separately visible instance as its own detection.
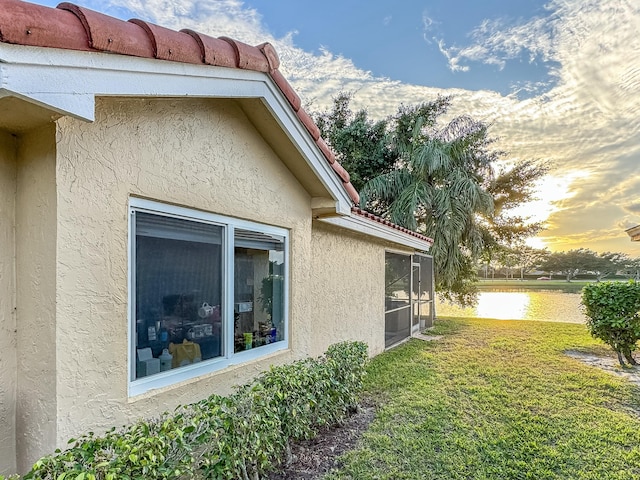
[234,229,285,352]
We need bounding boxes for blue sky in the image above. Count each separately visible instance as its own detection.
[27,0,640,255]
[244,0,556,97]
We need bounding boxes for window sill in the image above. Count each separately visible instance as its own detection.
[128,341,290,399]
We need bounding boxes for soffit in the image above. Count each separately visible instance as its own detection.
[0,96,60,133]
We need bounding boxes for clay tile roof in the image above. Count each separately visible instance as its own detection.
[351,208,434,244]
[0,0,429,243]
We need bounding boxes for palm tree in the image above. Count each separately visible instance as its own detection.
[361,113,494,305]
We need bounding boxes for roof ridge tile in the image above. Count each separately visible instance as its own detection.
[179,29,235,67]
[1,0,366,208]
[269,69,302,111]
[58,2,153,57]
[129,19,201,64]
[257,42,279,72]
[219,36,269,72]
[0,0,89,50]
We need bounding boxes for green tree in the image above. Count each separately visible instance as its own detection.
[361,112,495,305]
[483,160,548,248]
[314,92,450,194]
[313,94,547,305]
[539,249,599,281]
[619,256,640,280]
[592,252,625,282]
[514,245,549,280]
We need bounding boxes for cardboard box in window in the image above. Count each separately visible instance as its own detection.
[235,301,253,313]
[137,347,160,377]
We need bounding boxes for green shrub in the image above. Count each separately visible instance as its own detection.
[11,341,367,480]
[582,281,640,366]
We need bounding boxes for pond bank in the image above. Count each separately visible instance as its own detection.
[436,289,586,323]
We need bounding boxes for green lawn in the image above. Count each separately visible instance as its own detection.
[477,279,594,290]
[325,318,640,480]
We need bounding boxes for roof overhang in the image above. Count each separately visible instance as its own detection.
[320,214,432,252]
[0,42,353,216]
[626,225,640,242]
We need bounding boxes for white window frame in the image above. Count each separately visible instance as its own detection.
[128,197,289,397]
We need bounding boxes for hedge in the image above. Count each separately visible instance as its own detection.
[1,341,368,480]
[582,280,640,366]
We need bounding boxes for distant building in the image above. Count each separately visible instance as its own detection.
[626,225,640,242]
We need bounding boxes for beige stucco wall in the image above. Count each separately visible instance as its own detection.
[15,125,58,473]
[8,96,411,473]
[0,130,17,475]
[51,97,313,453]
[309,221,412,358]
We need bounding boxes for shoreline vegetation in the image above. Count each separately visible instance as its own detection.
[476,279,592,291]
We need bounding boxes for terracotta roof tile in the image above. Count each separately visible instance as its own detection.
[351,207,434,244]
[331,160,350,184]
[316,138,336,164]
[257,42,279,72]
[270,69,301,111]
[0,0,430,243]
[0,0,90,51]
[296,108,321,141]
[58,2,153,57]
[180,29,236,67]
[129,19,201,64]
[220,36,269,72]
[343,182,360,206]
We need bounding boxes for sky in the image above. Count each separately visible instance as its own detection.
[31,0,640,256]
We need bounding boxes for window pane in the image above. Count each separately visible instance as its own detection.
[418,255,433,302]
[385,307,411,348]
[385,252,411,311]
[135,212,223,379]
[234,229,285,353]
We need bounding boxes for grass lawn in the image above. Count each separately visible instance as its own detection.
[325,318,640,480]
[477,279,594,290]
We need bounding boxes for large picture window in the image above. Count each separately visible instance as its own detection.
[129,199,288,396]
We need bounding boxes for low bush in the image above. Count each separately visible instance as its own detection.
[582,280,640,366]
[5,341,367,480]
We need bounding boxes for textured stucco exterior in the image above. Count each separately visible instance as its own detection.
[52,97,312,452]
[15,125,58,473]
[0,130,17,475]
[1,95,425,474]
[309,221,413,358]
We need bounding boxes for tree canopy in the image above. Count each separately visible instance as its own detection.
[540,249,633,282]
[313,93,548,305]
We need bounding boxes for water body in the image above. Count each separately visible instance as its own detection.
[436,289,586,324]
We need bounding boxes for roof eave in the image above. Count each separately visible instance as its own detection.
[319,214,433,252]
[0,42,353,216]
[626,225,640,241]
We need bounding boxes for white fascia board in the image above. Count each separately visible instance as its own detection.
[320,214,432,252]
[0,43,351,214]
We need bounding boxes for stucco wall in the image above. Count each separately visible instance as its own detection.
[52,98,313,450]
[15,125,58,473]
[0,130,17,475]
[309,221,408,358]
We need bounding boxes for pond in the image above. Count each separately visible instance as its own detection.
[436,289,586,323]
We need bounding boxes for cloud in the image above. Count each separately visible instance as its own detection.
[101,0,272,43]
[383,15,392,26]
[436,39,470,72]
[435,14,558,74]
[36,0,640,254]
[624,202,640,214]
